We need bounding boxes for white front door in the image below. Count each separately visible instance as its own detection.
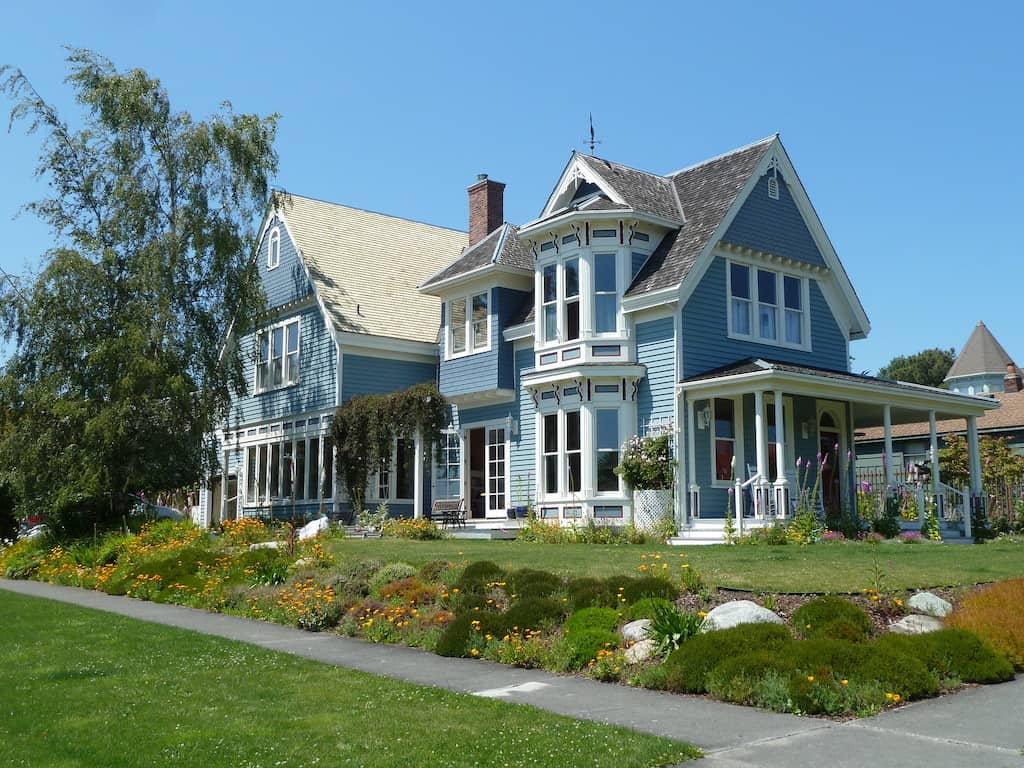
[485,426,507,518]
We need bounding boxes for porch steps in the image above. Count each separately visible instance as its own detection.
[669,517,774,546]
[341,526,381,539]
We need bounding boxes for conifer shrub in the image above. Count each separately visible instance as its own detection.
[368,562,417,592]
[620,575,678,604]
[563,628,621,670]
[455,560,506,594]
[705,652,798,705]
[625,597,673,621]
[857,642,939,700]
[502,597,565,633]
[565,577,616,610]
[873,629,1014,685]
[566,607,620,635]
[664,623,793,694]
[781,637,867,679]
[434,611,505,658]
[509,568,562,598]
[418,559,454,583]
[792,596,872,642]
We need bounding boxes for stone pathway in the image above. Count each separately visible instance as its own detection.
[2,579,1021,766]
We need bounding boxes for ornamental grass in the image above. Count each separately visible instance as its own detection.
[946,578,1024,669]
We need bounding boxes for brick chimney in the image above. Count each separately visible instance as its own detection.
[468,174,505,246]
[1005,362,1023,393]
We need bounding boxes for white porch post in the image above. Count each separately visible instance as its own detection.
[413,428,424,520]
[966,415,982,537]
[220,446,229,525]
[928,411,941,519]
[678,392,688,528]
[772,390,789,517]
[687,395,700,519]
[754,389,769,517]
[883,405,895,487]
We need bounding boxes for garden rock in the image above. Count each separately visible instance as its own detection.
[249,541,283,551]
[889,614,944,635]
[298,517,330,540]
[621,619,652,643]
[624,639,656,664]
[701,600,784,632]
[908,591,952,617]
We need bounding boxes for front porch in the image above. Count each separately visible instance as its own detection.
[676,359,999,538]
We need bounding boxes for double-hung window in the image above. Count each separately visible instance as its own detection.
[256,318,300,392]
[448,292,490,356]
[595,409,620,492]
[728,261,807,349]
[564,258,580,341]
[542,265,558,343]
[594,252,618,333]
[435,431,461,500]
[542,410,581,497]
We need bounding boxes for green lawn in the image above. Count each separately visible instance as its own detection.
[327,537,1024,593]
[0,591,697,768]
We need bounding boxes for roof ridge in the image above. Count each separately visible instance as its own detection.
[277,190,467,235]
[666,135,777,178]
[577,152,669,181]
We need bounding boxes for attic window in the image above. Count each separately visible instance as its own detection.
[267,227,281,269]
[767,163,780,200]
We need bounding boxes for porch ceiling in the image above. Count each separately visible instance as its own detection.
[678,358,998,427]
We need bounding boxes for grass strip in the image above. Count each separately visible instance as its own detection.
[0,591,698,768]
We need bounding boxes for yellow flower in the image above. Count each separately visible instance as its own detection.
[806,676,814,683]
[840,679,849,686]
[698,611,707,618]
[470,648,479,656]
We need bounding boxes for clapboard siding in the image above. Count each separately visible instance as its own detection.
[635,316,675,434]
[342,354,436,402]
[723,171,826,268]
[681,257,847,377]
[260,216,314,309]
[230,304,335,426]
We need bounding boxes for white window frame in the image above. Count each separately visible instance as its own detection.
[242,431,334,507]
[538,406,583,500]
[267,227,281,270]
[370,437,417,503]
[726,258,810,351]
[255,317,301,393]
[592,251,620,335]
[594,407,622,495]
[710,396,743,489]
[433,430,462,501]
[446,291,491,359]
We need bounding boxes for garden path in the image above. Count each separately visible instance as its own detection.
[2,579,1020,767]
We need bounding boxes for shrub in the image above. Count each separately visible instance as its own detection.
[503,597,565,632]
[509,568,562,599]
[620,575,677,604]
[629,663,669,691]
[455,560,506,594]
[563,628,621,670]
[368,562,418,592]
[326,558,385,599]
[419,559,455,583]
[787,671,887,716]
[566,607,620,635]
[706,652,797,705]
[873,629,1014,685]
[380,518,444,540]
[781,638,867,678]
[220,517,270,546]
[648,601,703,656]
[434,611,505,657]
[615,434,674,490]
[792,596,873,642]
[0,537,49,579]
[946,578,1024,669]
[625,597,673,621]
[857,642,939,700]
[566,577,617,610]
[739,522,789,545]
[664,623,793,694]
[378,577,438,607]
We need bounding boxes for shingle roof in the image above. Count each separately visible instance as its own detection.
[419,223,531,289]
[575,153,681,222]
[626,136,775,296]
[279,193,467,344]
[945,321,1015,380]
[857,390,1024,442]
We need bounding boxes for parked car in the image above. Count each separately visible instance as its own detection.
[128,494,185,521]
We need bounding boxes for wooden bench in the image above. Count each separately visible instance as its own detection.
[430,498,465,529]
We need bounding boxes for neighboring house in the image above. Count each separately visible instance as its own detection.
[202,136,998,540]
[857,324,1024,477]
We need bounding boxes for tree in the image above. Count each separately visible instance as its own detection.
[940,434,1024,524]
[877,348,956,388]
[0,49,279,535]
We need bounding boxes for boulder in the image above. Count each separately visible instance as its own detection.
[908,591,952,618]
[248,540,283,551]
[889,614,944,635]
[621,619,652,644]
[298,516,330,541]
[701,600,783,632]
[624,639,657,664]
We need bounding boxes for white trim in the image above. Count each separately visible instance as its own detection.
[519,208,682,238]
[503,322,534,342]
[445,289,492,360]
[709,395,744,488]
[522,363,645,389]
[418,263,532,295]
[621,285,680,314]
[266,226,281,270]
[254,316,301,394]
[460,419,511,518]
[538,154,628,221]
[334,330,438,359]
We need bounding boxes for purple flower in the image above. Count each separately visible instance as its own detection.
[816,451,823,463]
[728,487,734,496]
[796,457,803,468]
[860,481,872,493]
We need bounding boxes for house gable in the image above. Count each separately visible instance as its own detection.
[258,214,314,309]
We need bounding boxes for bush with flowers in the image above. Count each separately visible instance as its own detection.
[614,434,674,490]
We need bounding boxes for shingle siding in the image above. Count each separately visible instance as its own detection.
[229,304,335,426]
[722,172,826,268]
[681,257,848,378]
[635,316,675,434]
[342,354,436,403]
[260,217,314,309]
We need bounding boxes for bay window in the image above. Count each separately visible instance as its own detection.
[594,252,617,333]
[728,260,808,349]
[565,411,581,493]
[448,292,490,357]
[543,265,558,342]
[256,318,300,392]
[596,408,620,492]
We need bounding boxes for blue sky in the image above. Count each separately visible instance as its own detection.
[2,1,1022,375]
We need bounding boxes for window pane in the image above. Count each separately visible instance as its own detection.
[544,455,558,494]
[565,258,579,298]
[565,411,580,451]
[283,442,293,498]
[732,297,751,335]
[543,264,557,302]
[567,454,581,493]
[757,270,776,304]
[308,437,319,500]
[543,414,558,453]
[730,263,750,299]
[786,309,802,344]
[759,304,777,340]
[595,253,616,292]
[295,441,306,500]
[714,398,734,439]
[544,305,558,342]
[286,322,299,353]
[596,409,618,450]
[715,440,734,481]
[784,276,801,309]
[451,299,466,353]
[472,293,488,347]
[565,300,580,340]
[595,294,616,333]
[272,327,284,386]
[597,452,619,492]
[396,438,415,499]
[269,443,281,498]
[257,445,268,500]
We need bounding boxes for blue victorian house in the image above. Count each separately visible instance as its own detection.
[203,136,996,542]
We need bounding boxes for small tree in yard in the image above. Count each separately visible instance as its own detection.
[0,49,279,536]
[940,434,1024,529]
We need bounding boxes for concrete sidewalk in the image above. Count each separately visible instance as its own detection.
[3,579,1021,766]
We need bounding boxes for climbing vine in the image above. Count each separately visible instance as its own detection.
[331,383,448,518]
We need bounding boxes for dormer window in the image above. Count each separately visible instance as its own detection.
[728,259,809,350]
[267,227,281,270]
[448,291,490,358]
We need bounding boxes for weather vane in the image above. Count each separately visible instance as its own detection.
[584,113,602,155]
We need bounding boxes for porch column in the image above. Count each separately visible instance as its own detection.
[966,415,982,538]
[928,411,941,518]
[678,393,688,528]
[686,395,700,519]
[754,389,769,517]
[883,405,895,487]
[413,428,424,519]
[772,390,789,517]
[220,446,229,525]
